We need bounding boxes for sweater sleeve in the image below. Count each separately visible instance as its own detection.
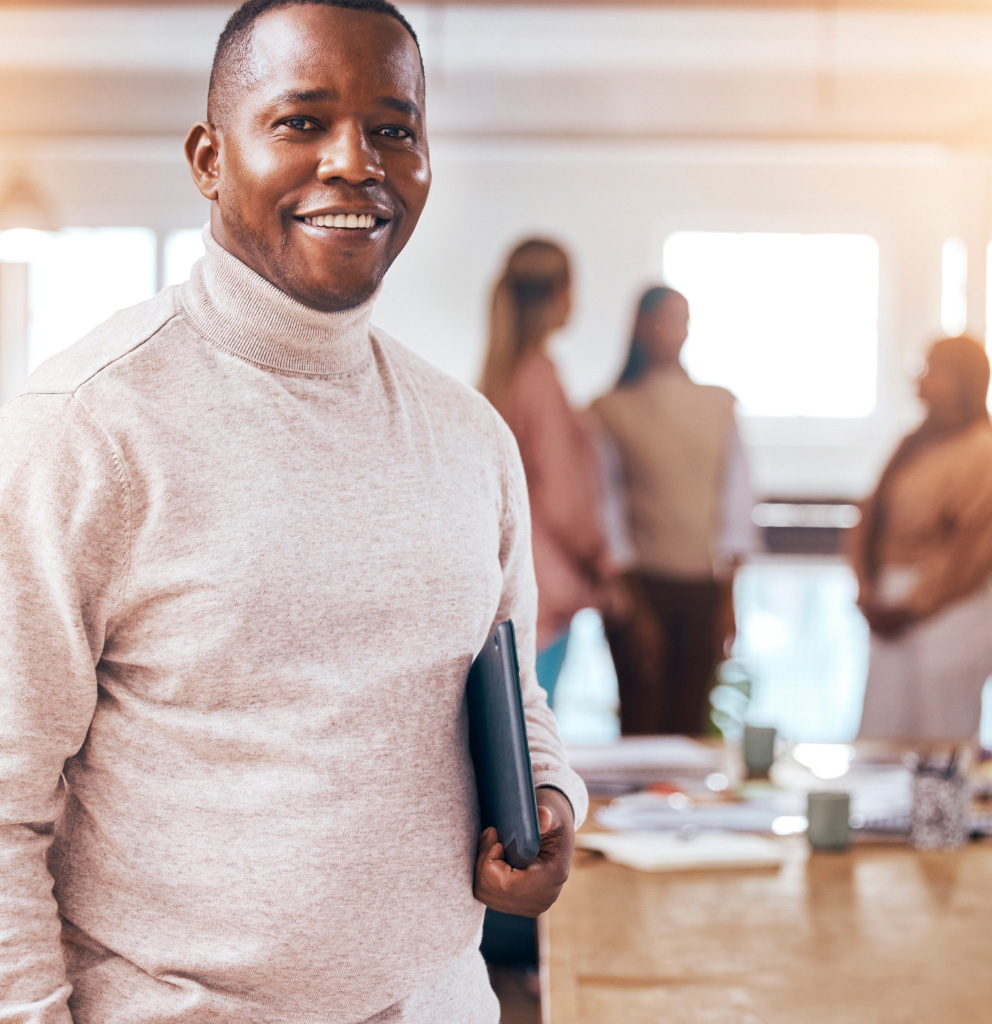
[0,393,129,1024]
[492,416,588,829]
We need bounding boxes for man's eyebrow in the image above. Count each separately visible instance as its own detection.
[377,96,422,121]
[263,89,421,121]
[268,87,337,106]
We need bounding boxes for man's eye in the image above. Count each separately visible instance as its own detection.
[283,117,318,131]
[376,126,412,140]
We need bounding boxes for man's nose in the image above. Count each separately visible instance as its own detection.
[316,123,385,186]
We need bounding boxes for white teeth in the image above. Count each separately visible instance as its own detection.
[304,213,378,229]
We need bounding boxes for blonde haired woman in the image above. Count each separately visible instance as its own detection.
[479,238,612,708]
[478,237,612,974]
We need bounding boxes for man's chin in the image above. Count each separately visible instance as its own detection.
[280,274,382,314]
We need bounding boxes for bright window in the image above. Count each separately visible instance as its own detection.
[0,228,156,372]
[941,237,967,337]
[164,228,206,287]
[661,231,880,418]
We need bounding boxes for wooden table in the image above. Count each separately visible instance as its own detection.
[544,835,992,1023]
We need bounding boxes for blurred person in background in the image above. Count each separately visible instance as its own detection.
[592,285,755,736]
[479,238,614,710]
[852,335,992,740]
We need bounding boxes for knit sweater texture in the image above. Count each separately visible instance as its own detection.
[0,232,588,1024]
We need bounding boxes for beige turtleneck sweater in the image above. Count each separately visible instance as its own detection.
[0,232,587,1024]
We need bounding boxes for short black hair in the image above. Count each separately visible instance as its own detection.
[208,0,422,126]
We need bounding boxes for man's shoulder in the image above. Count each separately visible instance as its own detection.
[17,287,182,399]
[371,325,504,436]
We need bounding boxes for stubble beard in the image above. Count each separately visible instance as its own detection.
[226,208,387,313]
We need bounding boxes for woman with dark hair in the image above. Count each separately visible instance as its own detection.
[479,238,613,707]
[592,285,755,735]
[852,335,992,740]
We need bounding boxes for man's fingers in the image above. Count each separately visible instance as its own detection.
[474,841,568,916]
[477,828,509,874]
[475,828,511,904]
[538,805,553,835]
[478,826,500,857]
[474,807,573,915]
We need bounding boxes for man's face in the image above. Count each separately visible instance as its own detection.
[198,5,430,312]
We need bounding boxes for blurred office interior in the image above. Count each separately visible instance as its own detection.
[2,0,992,748]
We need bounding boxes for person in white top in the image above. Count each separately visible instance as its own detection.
[592,285,755,735]
[852,335,992,741]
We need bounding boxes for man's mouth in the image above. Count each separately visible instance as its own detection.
[299,213,384,230]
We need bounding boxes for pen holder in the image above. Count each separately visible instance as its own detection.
[909,770,969,851]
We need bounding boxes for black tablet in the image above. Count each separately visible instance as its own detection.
[467,620,542,869]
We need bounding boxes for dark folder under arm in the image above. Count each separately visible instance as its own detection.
[467,620,542,869]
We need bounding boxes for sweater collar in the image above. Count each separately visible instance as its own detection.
[180,229,377,378]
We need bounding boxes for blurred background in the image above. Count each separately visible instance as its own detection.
[3,0,992,747]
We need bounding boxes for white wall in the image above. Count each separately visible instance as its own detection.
[375,138,985,498]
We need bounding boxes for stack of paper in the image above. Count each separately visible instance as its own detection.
[567,736,723,787]
[577,830,787,872]
[595,791,791,833]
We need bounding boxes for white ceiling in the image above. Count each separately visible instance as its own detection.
[2,3,992,74]
[2,4,992,142]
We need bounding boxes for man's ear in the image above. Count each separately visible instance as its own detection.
[185,122,221,201]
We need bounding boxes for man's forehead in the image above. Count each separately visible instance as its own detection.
[247,5,423,92]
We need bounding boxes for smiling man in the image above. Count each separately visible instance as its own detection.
[0,2,586,1023]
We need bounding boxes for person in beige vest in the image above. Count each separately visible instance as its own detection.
[592,286,755,735]
[851,335,992,740]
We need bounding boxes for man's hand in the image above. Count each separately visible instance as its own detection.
[473,788,575,918]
